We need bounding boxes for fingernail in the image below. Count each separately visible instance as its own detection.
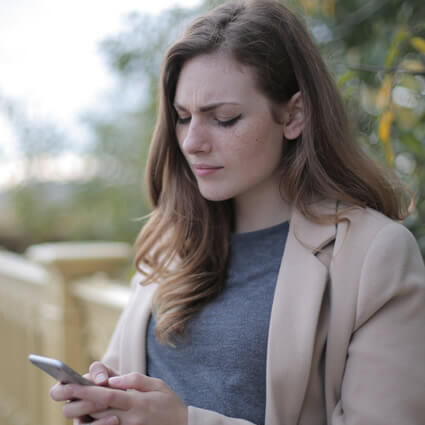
[107,416,119,425]
[95,373,107,384]
[108,376,121,385]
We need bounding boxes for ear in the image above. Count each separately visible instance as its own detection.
[282,92,305,140]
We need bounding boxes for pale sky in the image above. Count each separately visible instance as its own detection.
[0,0,201,159]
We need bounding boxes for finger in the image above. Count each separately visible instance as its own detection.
[50,383,72,402]
[62,399,108,419]
[90,415,119,425]
[89,361,116,385]
[108,373,167,392]
[67,384,131,410]
[91,408,121,420]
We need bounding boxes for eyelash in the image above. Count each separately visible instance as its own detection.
[218,114,242,127]
[176,114,242,128]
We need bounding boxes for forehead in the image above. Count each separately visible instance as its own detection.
[174,52,260,108]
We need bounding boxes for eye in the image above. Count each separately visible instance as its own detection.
[216,114,242,128]
[176,115,191,125]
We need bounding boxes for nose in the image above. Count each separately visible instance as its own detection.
[180,119,210,155]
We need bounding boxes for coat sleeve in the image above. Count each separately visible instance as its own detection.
[332,222,425,425]
[102,273,142,372]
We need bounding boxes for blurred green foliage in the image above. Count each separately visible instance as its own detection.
[0,0,424,255]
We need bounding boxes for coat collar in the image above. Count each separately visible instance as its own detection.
[265,201,337,425]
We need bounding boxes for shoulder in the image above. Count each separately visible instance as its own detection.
[333,205,425,327]
[336,204,417,253]
[335,204,423,275]
[331,204,423,283]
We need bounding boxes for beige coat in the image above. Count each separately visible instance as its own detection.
[103,203,425,425]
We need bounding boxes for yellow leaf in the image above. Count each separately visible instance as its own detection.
[378,111,394,143]
[300,0,317,13]
[321,0,336,16]
[410,37,425,54]
[376,76,393,109]
[384,141,394,165]
[378,110,395,165]
[400,59,425,73]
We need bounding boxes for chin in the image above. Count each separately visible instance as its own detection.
[198,189,234,203]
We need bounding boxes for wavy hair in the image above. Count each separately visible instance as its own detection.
[135,0,410,344]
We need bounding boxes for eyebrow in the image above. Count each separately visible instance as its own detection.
[173,101,241,112]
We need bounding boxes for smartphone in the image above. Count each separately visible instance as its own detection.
[28,354,93,386]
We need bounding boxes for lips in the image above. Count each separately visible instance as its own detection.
[192,164,223,176]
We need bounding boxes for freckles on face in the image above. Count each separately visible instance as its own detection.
[232,115,282,160]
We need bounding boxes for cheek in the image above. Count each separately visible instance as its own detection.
[230,121,283,162]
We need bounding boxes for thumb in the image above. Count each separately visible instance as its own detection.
[108,373,166,392]
[89,361,117,385]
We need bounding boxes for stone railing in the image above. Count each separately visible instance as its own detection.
[0,242,133,425]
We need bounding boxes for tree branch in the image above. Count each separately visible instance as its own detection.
[348,64,425,76]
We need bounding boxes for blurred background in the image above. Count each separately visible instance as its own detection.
[0,2,424,424]
[1,0,424,255]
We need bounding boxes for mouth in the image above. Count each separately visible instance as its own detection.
[192,164,223,177]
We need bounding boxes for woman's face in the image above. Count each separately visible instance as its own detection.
[174,52,286,206]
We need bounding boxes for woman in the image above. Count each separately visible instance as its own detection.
[50,0,425,424]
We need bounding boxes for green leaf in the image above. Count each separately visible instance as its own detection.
[385,28,410,68]
[400,133,425,159]
[338,70,357,87]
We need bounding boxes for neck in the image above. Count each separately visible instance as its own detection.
[234,186,291,234]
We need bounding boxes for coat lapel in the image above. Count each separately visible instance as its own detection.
[122,281,157,375]
[265,205,336,425]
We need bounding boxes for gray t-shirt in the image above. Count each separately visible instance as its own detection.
[146,220,289,425]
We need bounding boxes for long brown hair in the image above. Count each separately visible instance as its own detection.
[135,0,410,344]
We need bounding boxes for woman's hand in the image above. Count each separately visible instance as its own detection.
[87,361,118,385]
[49,361,118,423]
[54,372,188,425]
